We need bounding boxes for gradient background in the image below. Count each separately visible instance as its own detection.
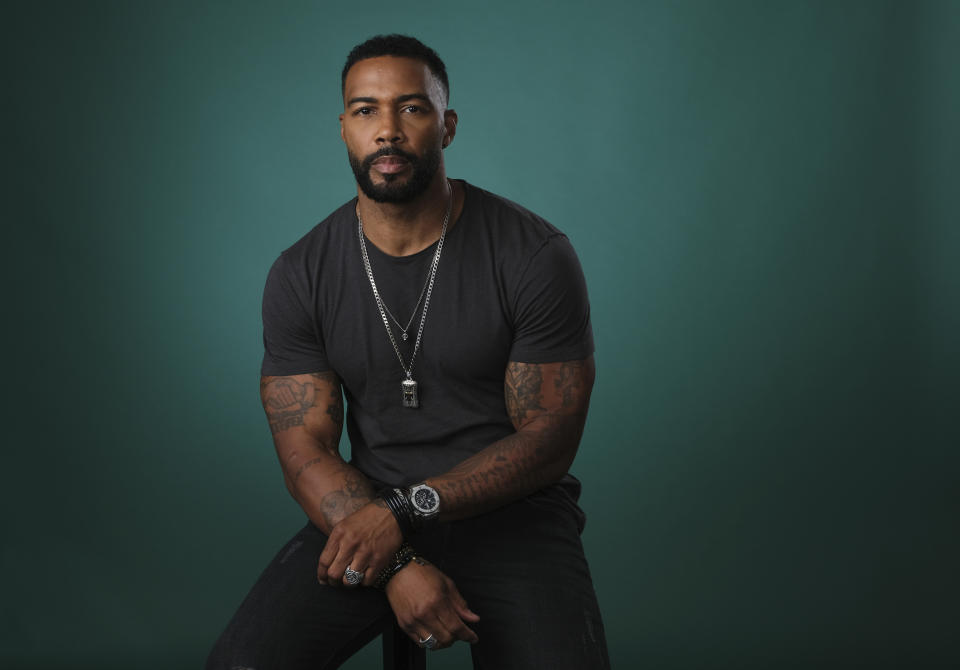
[4,1,958,668]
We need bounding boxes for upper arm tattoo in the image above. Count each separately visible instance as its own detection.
[505,359,593,427]
[261,377,315,434]
[553,359,588,410]
[318,372,344,429]
[504,362,546,426]
[260,371,342,436]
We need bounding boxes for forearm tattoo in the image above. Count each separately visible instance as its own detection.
[319,469,376,527]
[292,457,325,484]
[438,415,581,505]
[435,360,590,513]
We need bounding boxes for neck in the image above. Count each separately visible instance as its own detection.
[357,174,454,257]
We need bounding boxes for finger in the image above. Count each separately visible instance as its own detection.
[415,630,437,651]
[342,563,368,588]
[363,554,391,587]
[326,547,355,586]
[402,624,437,651]
[412,625,449,651]
[317,556,337,587]
[341,548,371,588]
[317,534,340,574]
[322,529,360,586]
[436,607,478,645]
[447,583,481,622]
[427,610,465,650]
[316,549,334,585]
[405,612,454,651]
[317,544,342,586]
[318,550,345,587]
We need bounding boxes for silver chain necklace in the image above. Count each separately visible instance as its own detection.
[381,270,431,341]
[357,184,452,408]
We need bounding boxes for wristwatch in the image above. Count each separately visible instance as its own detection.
[406,483,440,525]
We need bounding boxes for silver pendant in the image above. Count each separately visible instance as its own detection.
[401,379,419,408]
[401,332,408,341]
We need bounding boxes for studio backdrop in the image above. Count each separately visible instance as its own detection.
[4,1,957,669]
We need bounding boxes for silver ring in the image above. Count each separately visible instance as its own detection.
[343,566,365,586]
[418,633,437,650]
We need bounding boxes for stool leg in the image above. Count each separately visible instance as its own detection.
[383,621,426,670]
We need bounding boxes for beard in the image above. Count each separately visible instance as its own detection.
[348,144,441,204]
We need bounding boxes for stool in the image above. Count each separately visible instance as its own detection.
[382,621,426,670]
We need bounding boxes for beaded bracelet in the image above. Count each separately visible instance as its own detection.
[372,542,416,590]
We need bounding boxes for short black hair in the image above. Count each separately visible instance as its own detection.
[342,34,449,103]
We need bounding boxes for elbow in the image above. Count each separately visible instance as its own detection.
[537,415,585,485]
[282,472,301,503]
[547,446,578,484]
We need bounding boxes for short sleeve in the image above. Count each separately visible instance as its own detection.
[508,235,594,363]
[260,253,330,376]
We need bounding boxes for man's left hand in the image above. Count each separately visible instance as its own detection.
[317,500,403,587]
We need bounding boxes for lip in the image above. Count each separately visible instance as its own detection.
[371,156,410,174]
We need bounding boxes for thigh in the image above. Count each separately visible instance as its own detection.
[206,521,393,670]
[442,489,610,670]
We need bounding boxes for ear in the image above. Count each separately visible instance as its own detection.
[442,109,458,148]
[339,113,345,142]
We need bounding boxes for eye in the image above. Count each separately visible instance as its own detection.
[353,106,374,116]
[402,105,423,114]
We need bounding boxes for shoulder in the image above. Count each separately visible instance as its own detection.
[276,197,358,268]
[262,197,357,317]
[459,181,581,278]
[263,197,358,299]
[462,181,567,246]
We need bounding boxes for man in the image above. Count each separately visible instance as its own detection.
[207,34,609,670]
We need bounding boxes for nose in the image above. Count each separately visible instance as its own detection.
[376,109,404,145]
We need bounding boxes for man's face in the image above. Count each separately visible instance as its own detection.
[340,56,453,203]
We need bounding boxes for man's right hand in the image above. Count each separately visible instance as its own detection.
[384,559,480,650]
[317,499,403,587]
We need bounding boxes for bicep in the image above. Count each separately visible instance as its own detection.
[509,236,593,364]
[504,356,595,431]
[260,371,344,450]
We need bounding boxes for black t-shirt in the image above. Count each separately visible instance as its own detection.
[261,181,593,487]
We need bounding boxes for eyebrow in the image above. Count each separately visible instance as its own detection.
[346,93,433,106]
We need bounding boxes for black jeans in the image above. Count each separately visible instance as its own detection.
[206,484,610,670]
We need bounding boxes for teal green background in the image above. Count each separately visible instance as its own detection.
[5,1,958,668]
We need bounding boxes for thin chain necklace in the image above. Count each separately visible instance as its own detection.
[381,270,431,342]
[357,183,452,408]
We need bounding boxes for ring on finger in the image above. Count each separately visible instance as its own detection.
[417,633,438,650]
[343,566,365,586]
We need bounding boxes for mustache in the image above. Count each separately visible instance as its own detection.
[361,146,419,168]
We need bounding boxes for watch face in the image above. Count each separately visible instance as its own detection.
[410,485,439,515]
